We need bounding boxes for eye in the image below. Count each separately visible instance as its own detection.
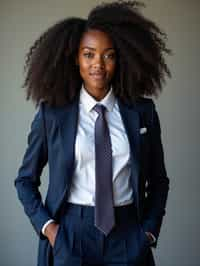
[83,52,94,58]
[104,53,116,60]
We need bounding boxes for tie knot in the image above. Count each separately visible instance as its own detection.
[94,104,106,115]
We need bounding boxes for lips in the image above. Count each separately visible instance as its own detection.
[90,72,106,80]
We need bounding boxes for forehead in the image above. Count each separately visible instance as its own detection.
[79,29,114,50]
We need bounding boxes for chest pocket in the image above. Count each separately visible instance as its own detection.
[139,109,151,164]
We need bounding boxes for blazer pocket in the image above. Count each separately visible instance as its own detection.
[140,128,150,161]
[140,127,149,145]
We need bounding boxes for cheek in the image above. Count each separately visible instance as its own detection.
[79,61,89,78]
[107,63,116,78]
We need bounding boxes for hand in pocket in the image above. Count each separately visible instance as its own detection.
[44,222,60,247]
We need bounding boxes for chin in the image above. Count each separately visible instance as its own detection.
[90,80,109,89]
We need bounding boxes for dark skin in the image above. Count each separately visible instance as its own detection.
[45,29,154,247]
[76,29,116,100]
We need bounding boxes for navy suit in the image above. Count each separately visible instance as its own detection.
[15,95,169,266]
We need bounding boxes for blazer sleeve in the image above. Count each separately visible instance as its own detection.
[14,102,52,239]
[142,100,170,247]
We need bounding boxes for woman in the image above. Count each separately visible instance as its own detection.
[15,1,171,266]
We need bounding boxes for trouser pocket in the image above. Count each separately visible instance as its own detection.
[124,221,150,264]
[52,223,64,256]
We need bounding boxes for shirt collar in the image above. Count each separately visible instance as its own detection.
[80,84,116,113]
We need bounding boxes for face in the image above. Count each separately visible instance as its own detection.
[77,29,116,100]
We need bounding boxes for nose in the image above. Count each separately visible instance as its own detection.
[93,55,105,69]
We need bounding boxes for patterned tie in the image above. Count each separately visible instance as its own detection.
[94,104,115,235]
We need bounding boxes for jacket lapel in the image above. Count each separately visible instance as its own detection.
[118,100,141,212]
[55,97,79,181]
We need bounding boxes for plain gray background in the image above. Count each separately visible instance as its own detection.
[1,0,199,265]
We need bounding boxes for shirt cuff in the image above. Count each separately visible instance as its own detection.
[41,219,55,236]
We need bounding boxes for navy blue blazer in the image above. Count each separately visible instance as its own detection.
[15,95,169,266]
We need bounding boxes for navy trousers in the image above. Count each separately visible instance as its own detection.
[51,203,152,266]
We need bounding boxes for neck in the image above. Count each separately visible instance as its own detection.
[84,84,110,101]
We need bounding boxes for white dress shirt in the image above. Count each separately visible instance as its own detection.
[67,85,133,206]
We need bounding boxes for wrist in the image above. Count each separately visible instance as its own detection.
[44,222,58,237]
[145,231,156,243]
[42,219,55,236]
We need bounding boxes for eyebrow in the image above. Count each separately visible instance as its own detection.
[81,47,115,52]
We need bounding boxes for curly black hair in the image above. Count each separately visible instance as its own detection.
[23,0,171,108]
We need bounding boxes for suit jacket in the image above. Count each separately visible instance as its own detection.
[15,95,169,266]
